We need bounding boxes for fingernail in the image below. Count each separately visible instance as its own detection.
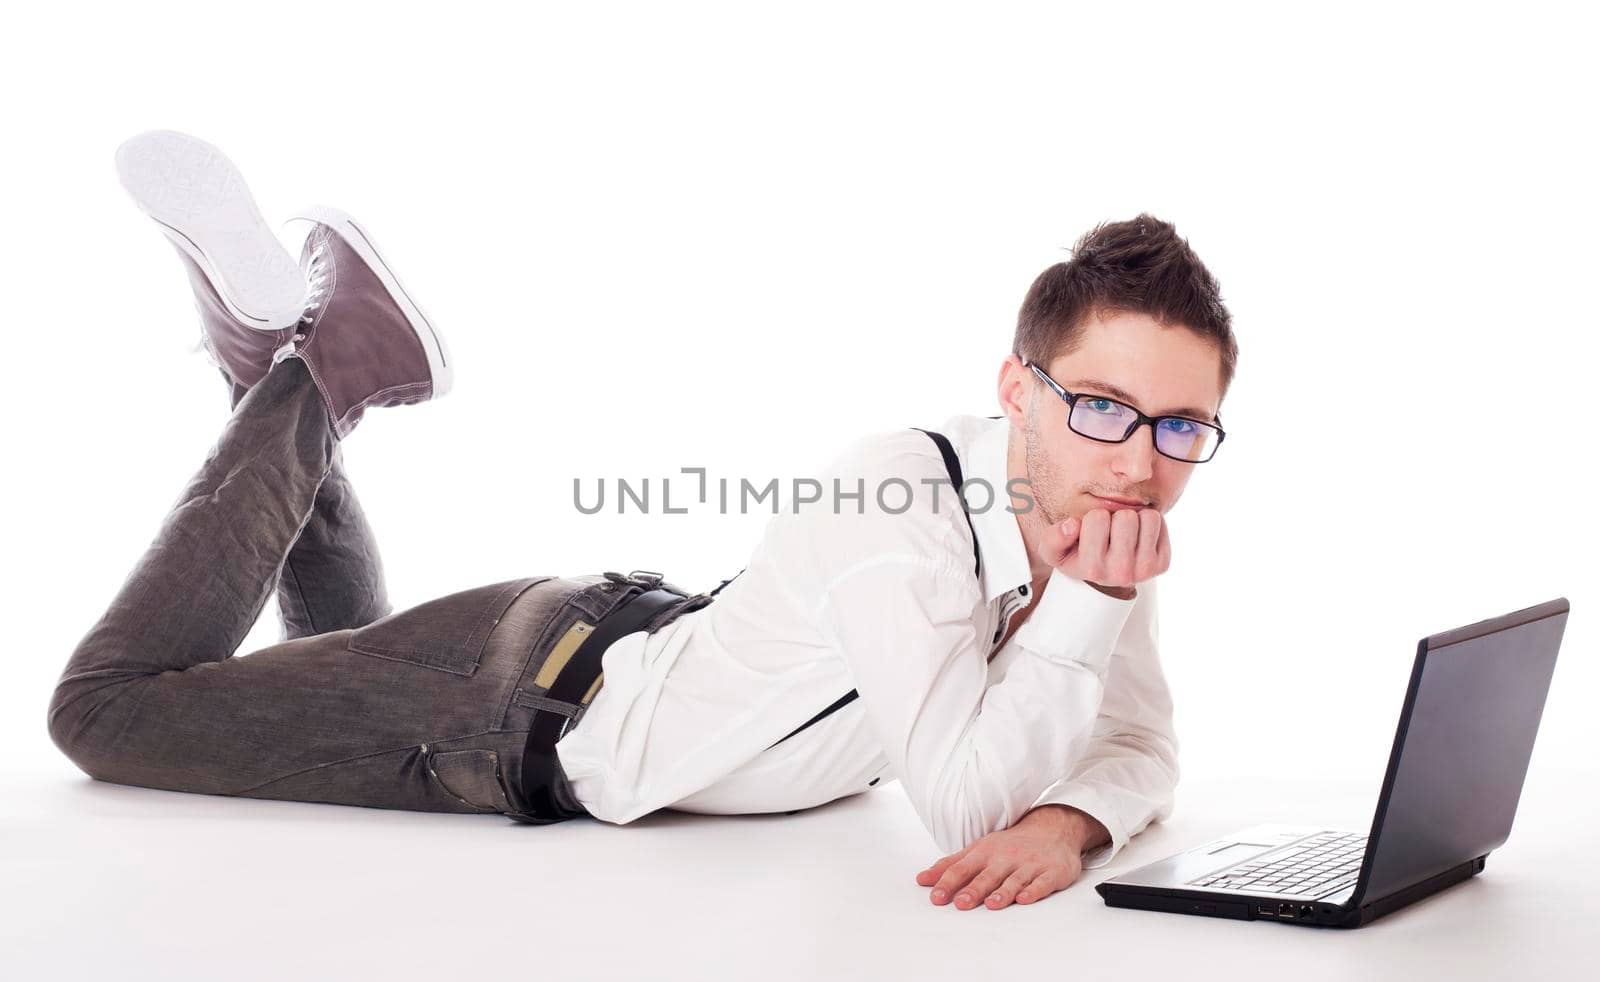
[932,889,946,901]
[957,893,971,904]
[989,893,1002,903]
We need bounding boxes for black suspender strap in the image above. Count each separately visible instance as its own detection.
[913,427,982,580]
[763,426,983,752]
[764,690,862,752]
[708,570,742,596]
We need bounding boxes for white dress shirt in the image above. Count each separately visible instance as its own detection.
[555,413,1179,868]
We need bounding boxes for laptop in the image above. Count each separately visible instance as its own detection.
[1095,597,1570,929]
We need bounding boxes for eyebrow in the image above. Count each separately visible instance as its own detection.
[1065,377,1217,422]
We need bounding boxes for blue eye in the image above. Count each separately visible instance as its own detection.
[1161,418,1197,435]
[1085,398,1119,414]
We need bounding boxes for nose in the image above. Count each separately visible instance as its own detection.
[1110,422,1156,483]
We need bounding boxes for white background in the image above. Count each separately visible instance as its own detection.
[2,0,1595,972]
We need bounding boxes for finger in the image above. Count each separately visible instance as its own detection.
[1039,516,1081,567]
[1155,513,1171,573]
[1103,509,1140,584]
[930,855,985,904]
[951,860,1019,910]
[1015,868,1062,905]
[1135,508,1162,580]
[918,845,971,887]
[1074,508,1112,579]
[915,851,964,886]
[985,865,1044,909]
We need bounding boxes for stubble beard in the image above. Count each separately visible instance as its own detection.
[1021,402,1064,532]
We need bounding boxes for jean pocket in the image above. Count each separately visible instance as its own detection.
[423,745,514,813]
[346,576,545,677]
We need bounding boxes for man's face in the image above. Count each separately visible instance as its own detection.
[1000,309,1225,546]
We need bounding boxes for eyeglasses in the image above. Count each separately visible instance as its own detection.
[1025,362,1226,464]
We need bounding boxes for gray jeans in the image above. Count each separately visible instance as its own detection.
[46,356,703,821]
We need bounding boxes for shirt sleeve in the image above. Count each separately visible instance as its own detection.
[1026,575,1179,869]
[815,556,1139,855]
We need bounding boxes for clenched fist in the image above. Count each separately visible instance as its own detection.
[1041,507,1170,600]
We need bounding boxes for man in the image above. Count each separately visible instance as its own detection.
[48,130,1237,913]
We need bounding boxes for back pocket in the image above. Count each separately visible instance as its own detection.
[347,576,546,676]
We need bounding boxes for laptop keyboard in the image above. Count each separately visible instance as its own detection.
[1187,830,1367,898]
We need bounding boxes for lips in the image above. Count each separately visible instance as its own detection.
[1089,494,1149,511]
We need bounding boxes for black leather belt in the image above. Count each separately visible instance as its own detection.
[517,587,688,823]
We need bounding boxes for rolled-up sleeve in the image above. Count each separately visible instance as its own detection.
[815,557,1138,855]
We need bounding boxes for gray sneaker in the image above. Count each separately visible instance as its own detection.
[114,130,306,387]
[275,206,453,439]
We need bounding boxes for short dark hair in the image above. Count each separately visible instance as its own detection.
[1013,213,1238,397]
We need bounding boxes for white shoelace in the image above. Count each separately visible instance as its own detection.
[272,234,331,365]
[270,332,307,365]
[300,237,331,325]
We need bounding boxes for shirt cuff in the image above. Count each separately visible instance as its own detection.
[1011,569,1139,677]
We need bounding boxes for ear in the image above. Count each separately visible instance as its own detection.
[997,354,1030,426]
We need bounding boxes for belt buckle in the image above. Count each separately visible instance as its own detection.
[603,569,663,590]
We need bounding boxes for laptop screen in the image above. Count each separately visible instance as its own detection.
[1359,599,1568,902]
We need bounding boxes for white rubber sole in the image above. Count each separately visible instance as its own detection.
[114,130,305,331]
[284,205,454,399]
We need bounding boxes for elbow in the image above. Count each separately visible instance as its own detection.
[1166,727,1182,786]
[1126,725,1181,788]
[1158,733,1180,787]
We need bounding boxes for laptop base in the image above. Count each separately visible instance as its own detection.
[1097,854,1488,928]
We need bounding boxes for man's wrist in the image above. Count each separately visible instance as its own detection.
[1085,581,1137,601]
[1026,803,1112,854]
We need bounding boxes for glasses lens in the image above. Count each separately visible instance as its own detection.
[1069,397,1140,441]
[1068,396,1223,462]
[1154,417,1220,462]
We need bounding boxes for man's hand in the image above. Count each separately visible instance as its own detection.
[1041,507,1170,599]
[914,806,1095,910]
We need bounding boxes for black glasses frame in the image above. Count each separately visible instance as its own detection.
[1025,361,1227,463]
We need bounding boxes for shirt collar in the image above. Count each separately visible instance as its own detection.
[946,415,1033,605]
